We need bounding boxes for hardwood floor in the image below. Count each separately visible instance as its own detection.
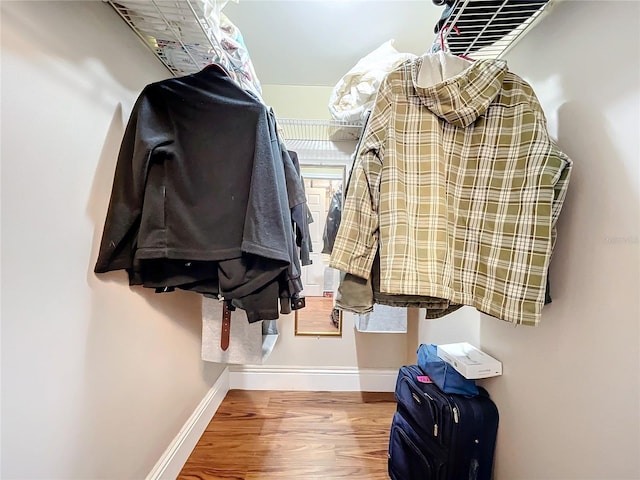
[179,390,397,480]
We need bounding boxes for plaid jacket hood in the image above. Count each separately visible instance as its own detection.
[330,54,572,326]
[416,57,507,128]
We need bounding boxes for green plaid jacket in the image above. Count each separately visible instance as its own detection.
[330,55,572,326]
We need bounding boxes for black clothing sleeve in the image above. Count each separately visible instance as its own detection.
[94,89,171,273]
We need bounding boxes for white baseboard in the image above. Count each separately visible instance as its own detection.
[229,366,398,392]
[146,367,230,480]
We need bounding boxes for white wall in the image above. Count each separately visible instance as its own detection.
[262,84,333,119]
[1,2,226,478]
[418,307,480,348]
[479,1,640,478]
[261,308,411,368]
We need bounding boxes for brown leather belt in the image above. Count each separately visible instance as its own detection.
[221,302,231,351]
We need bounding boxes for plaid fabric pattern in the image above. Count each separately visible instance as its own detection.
[330,55,572,326]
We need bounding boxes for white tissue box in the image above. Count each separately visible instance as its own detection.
[436,342,502,379]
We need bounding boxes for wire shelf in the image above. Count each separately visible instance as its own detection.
[110,1,555,76]
[277,119,364,142]
[433,0,553,60]
[108,0,225,76]
[277,119,365,163]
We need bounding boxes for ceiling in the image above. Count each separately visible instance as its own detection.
[224,1,445,87]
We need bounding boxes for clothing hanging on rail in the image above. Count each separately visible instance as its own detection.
[336,253,462,317]
[280,147,313,267]
[330,52,572,326]
[94,64,310,323]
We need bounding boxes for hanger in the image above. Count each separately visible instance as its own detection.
[439,24,475,62]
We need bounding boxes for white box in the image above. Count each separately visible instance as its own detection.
[436,342,502,379]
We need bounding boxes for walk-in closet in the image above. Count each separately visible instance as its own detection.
[1,1,638,479]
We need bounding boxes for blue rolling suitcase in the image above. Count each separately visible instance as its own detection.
[388,365,499,480]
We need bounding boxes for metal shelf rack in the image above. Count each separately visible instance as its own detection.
[277,119,364,163]
[107,0,227,77]
[433,0,554,59]
[108,0,556,79]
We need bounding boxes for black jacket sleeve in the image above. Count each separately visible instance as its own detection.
[94,88,171,273]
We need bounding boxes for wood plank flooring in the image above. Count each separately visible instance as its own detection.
[179,390,396,480]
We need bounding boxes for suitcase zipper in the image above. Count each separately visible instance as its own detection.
[419,379,459,444]
[403,376,440,438]
[419,388,439,438]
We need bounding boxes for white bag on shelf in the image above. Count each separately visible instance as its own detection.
[329,40,415,123]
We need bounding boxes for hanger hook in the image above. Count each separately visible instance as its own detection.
[440,24,461,52]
